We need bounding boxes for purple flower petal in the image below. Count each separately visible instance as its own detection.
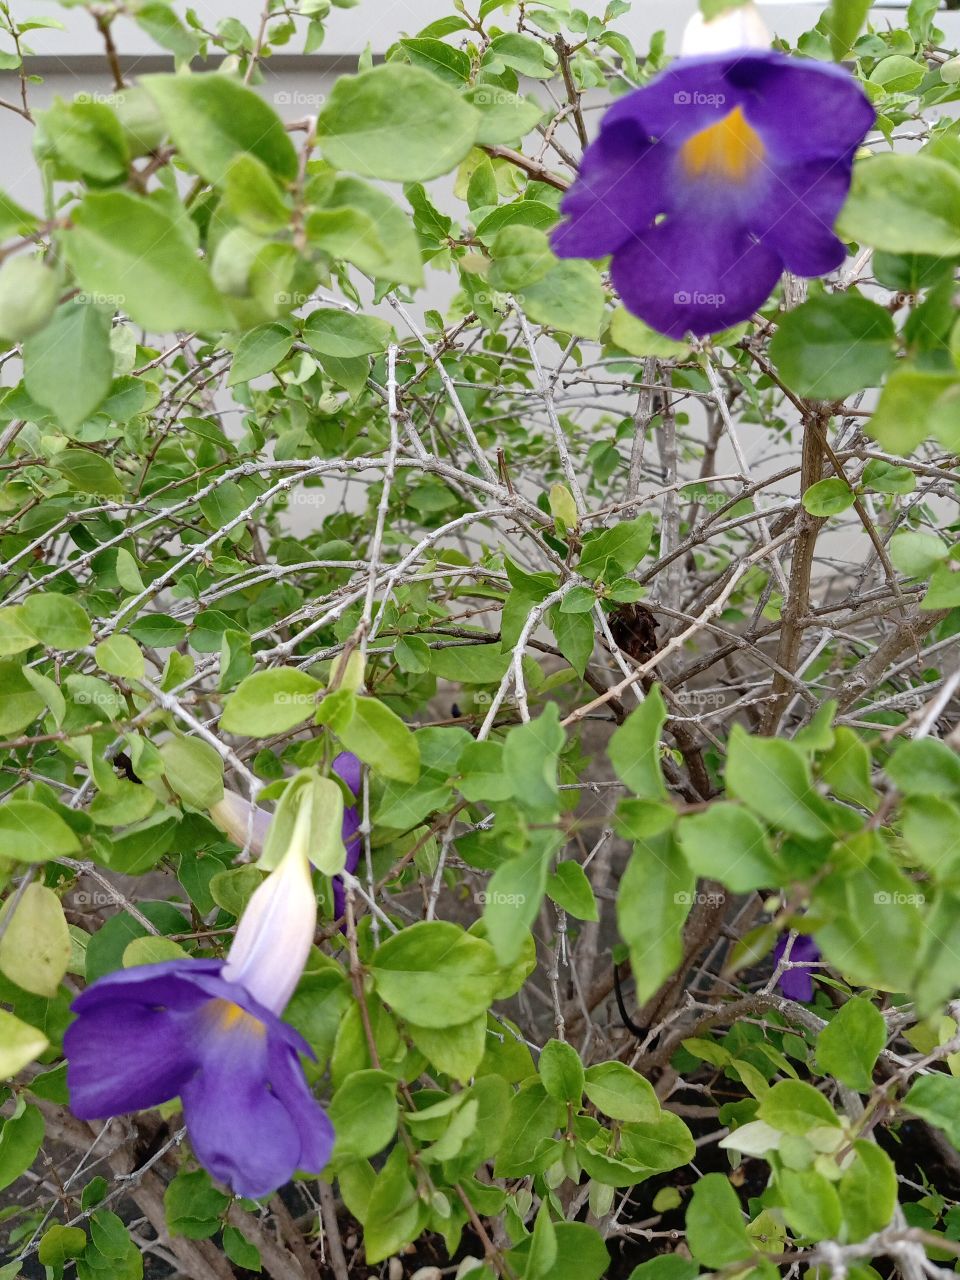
[267,1035,335,1173]
[611,203,782,339]
[773,932,821,1002]
[551,49,873,337]
[65,997,199,1118]
[332,750,361,797]
[728,56,876,163]
[552,121,671,258]
[181,1002,303,1199]
[750,159,851,276]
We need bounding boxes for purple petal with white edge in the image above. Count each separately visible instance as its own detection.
[221,841,317,1016]
[728,54,875,163]
[66,997,199,1118]
[267,1035,334,1174]
[749,159,851,276]
[332,750,361,797]
[611,204,782,339]
[551,120,672,259]
[182,1004,302,1198]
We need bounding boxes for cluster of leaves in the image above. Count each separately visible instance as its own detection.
[0,0,959,1277]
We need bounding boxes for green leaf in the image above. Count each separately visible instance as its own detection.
[0,660,45,735]
[521,260,606,340]
[502,704,564,817]
[0,255,58,341]
[489,226,555,292]
[887,739,960,798]
[318,177,424,286]
[839,1141,897,1241]
[222,1226,261,1272]
[407,1015,487,1081]
[302,308,394,359]
[23,300,113,431]
[0,1010,48,1078]
[628,1258,699,1280]
[63,191,230,333]
[903,1074,960,1147]
[330,1069,398,1158]
[0,1104,44,1192]
[757,1080,841,1135]
[770,294,895,400]
[616,832,693,1004]
[584,1061,660,1122]
[221,668,322,736]
[610,306,691,358]
[685,1172,752,1268]
[223,152,291,234]
[0,800,81,860]
[39,1225,88,1266]
[578,514,654,581]
[399,37,471,85]
[820,727,878,808]
[677,803,779,892]
[228,321,294,386]
[41,97,127,181]
[494,1081,564,1176]
[551,606,594,678]
[22,592,92,650]
[95,634,145,681]
[822,0,872,59]
[0,884,71,997]
[838,154,960,257]
[328,695,420,784]
[539,1038,585,1103]
[546,860,598,920]
[465,86,544,146]
[143,73,297,183]
[778,1168,842,1240]
[802,477,855,517]
[54,448,124,499]
[363,1147,424,1263]
[159,735,225,810]
[815,997,885,1092]
[726,726,831,840]
[0,607,37,657]
[164,1168,230,1239]
[371,921,500,1028]
[608,686,668,799]
[208,865,263,917]
[123,935,188,967]
[868,366,960,455]
[890,531,950,578]
[316,64,480,181]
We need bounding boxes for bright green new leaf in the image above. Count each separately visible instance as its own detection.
[371,921,500,1028]
[143,73,298,183]
[0,883,71,996]
[316,64,480,182]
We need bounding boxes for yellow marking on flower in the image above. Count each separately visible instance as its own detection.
[207,998,266,1037]
[679,106,764,183]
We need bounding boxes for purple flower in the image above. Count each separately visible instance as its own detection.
[65,771,352,1198]
[331,751,362,922]
[208,751,361,923]
[551,50,873,338]
[773,932,821,1002]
